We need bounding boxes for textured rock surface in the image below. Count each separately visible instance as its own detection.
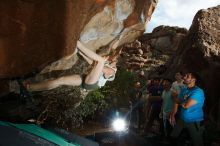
[120,6,220,125]
[163,6,220,124]
[0,0,157,78]
[120,25,187,75]
[1,1,219,128]
[0,0,157,126]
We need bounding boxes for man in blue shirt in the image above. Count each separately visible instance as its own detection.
[170,72,205,146]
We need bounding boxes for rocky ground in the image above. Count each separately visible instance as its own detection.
[73,117,220,146]
[74,120,170,146]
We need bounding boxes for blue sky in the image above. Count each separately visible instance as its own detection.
[146,0,220,32]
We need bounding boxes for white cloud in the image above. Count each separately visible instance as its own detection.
[146,0,220,32]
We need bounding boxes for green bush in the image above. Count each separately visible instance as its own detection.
[65,90,109,128]
[68,69,135,128]
[100,68,135,107]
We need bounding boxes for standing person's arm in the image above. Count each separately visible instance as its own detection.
[169,90,181,126]
[169,103,178,126]
[181,98,197,108]
[181,88,204,109]
[172,91,182,104]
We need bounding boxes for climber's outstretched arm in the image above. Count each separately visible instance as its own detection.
[78,51,93,65]
[76,41,106,84]
[77,41,105,63]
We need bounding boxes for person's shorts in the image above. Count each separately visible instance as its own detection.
[81,75,99,90]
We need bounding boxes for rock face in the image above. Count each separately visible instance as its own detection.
[120,5,220,125]
[163,6,220,124]
[120,25,187,75]
[0,0,157,78]
[0,0,158,126]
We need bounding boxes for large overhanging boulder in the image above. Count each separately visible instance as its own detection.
[0,0,157,78]
[0,0,158,126]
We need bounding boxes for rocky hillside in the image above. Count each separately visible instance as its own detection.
[120,5,220,126]
[164,5,220,125]
[120,25,187,77]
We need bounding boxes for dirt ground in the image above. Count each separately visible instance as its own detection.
[73,121,113,136]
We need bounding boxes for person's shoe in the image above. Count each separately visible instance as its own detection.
[16,79,34,102]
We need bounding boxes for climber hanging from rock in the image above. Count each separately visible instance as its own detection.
[9,40,119,95]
